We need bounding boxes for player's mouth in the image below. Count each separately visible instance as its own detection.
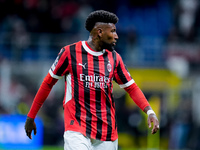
[112,41,117,46]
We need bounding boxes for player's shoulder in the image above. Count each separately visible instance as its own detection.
[62,41,81,49]
[59,41,81,55]
[106,50,122,59]
[62,41,82,51]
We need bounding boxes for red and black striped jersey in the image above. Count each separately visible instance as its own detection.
[49,41,135,141]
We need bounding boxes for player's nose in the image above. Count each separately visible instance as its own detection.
[114,33,118,40]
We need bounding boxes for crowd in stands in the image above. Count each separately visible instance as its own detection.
[1,0,200,64]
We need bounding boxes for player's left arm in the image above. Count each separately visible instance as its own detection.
[144,105,159,134]
[124,83,159,134]
[114,53,159,134]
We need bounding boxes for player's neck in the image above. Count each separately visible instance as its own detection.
[87,37,103,52]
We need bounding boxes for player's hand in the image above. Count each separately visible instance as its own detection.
[25,116,37,139]
[147,114,159,134]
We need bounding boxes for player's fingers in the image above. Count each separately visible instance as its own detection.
[152,127,156,134]
[147,118,151,128]
[152,127,158,134]
[152,124,159,134]
[154,121,159,130]
[156,124,159,129]
[34,127,37,135]
[28,132,32,139]
[26,130,32,139]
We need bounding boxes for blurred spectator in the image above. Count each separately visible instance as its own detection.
[0,61,28,113]
[74,3,93,39]
[116,0,172,66]
[169,97,192,149]
[173,0,199,41]
[10,16,30,61]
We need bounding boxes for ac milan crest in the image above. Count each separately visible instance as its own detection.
[107,61,112,72]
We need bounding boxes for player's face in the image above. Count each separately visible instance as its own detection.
[100,23,118,51]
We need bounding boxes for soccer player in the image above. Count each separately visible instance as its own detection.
[25,10,159,150]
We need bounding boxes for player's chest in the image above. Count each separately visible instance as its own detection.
[70,53,115,77]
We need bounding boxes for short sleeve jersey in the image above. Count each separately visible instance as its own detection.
[49,41,135,141]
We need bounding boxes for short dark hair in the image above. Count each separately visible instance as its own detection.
[85,10,119,32]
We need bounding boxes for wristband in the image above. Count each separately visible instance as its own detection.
[147,110,155,116]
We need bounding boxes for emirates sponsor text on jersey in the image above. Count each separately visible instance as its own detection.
[80,73,111,88]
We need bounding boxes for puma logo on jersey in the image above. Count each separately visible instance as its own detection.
[78,63,87,69]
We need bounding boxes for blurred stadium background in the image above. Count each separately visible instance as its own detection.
[0,0,200,149]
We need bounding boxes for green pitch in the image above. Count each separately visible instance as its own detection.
[43,146,63,150]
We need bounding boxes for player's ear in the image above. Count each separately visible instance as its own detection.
[97,28,103,38]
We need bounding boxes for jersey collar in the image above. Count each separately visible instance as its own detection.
[82,41,105,56]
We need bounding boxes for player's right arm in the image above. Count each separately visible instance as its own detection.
[25,73,58,139]
[25,47,70,139]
